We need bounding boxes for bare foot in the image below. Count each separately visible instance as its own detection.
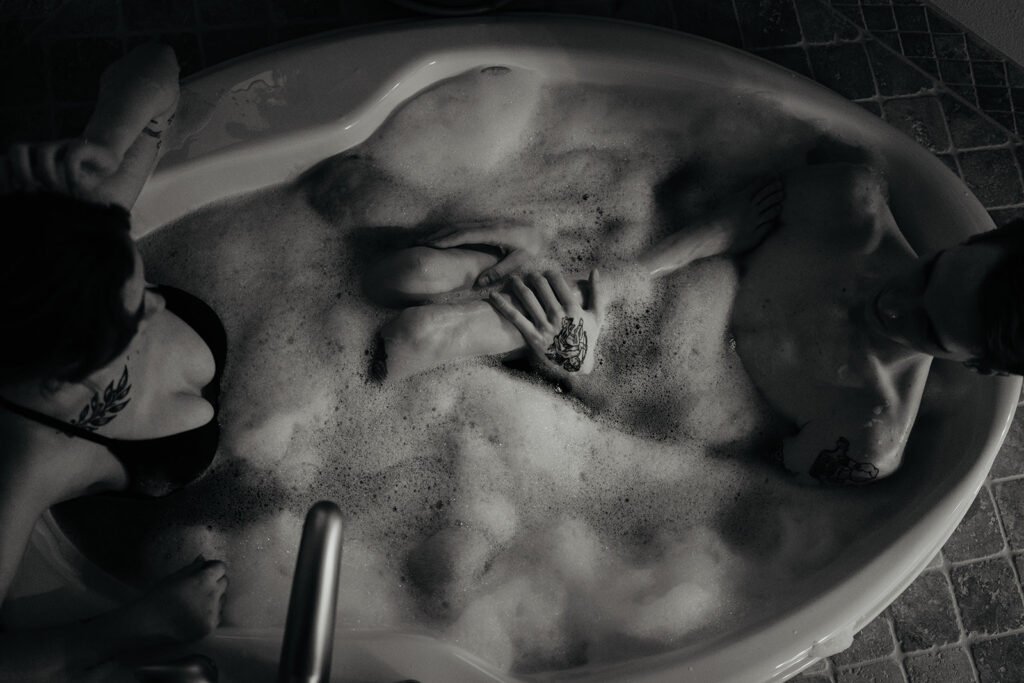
[726,175,785,254]
[125,556,228,644]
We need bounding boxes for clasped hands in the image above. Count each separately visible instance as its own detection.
[420,219,607,376]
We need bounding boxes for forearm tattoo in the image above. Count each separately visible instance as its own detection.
[809,437,879,485]
[70,365,132,432]
[545,316,588,372]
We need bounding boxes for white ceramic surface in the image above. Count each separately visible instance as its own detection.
[10,16,1020,683]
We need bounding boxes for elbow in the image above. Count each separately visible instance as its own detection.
[790,436,900,486]
[807,438,901,486]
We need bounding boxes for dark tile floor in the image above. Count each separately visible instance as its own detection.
[2,1,1024,681]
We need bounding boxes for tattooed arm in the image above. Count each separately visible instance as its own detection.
[639,175,784,278]
[771,400,909,486]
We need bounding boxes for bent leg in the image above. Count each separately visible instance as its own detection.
[378,298,524,380]
[365,246,500,307]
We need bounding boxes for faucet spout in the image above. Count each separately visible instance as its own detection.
[278,501,345,683]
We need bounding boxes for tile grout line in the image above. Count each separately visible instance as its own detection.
[930,554,980,682]
[996,59,1017,137]
[884,606,1024,669]
[928,75,970,188]
[888,612,912,683]
[858,0,1024,146]
[783,0,816,80]
[986,478,1024,618]
[192,0,208,71]
[756,27,1024,149]
[1009,140,1024,210]
[728,0,745,52]
[918,0,939,86]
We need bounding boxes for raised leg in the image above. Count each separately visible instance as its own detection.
[376,299,525,380]
[365,246,500,307]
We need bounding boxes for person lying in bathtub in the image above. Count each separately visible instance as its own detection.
[370,161,1019,487]
[0,45,228,680]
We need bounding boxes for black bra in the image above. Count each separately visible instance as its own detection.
[0,285,226,498]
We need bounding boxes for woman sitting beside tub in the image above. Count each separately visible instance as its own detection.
[370,160,1024,487]
[0,45,227,681]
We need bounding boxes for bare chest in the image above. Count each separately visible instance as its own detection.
[63,309,215,441]
[729,232,903,423]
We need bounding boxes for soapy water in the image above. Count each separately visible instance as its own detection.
[54,67,907,672]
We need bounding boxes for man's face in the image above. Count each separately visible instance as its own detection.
[867,241,1004,363]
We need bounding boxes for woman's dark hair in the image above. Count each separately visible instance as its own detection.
[964,218,1024,376]
[0,191,139,387]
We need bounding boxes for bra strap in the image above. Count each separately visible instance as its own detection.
[0,395,116,446]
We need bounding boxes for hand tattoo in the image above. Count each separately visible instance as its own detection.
[545,316,588,372]
[71,365,132,432]
[809,437,879,485]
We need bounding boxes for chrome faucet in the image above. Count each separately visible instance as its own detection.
[278,501,345,683]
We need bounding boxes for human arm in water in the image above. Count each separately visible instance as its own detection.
[0,43,180,209]
[489,269,606,376]
[639,175,784,278]
[770,385,923,485]
[371,174,780,303]
[375,267,606,381]
[364,219,544,307]
[371,175,779,380]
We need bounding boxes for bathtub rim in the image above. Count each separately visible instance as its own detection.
[23,15,1021,683]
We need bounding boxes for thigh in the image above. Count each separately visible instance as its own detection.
[366,247,500,306]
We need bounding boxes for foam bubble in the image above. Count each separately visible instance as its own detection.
[89,66,902,674]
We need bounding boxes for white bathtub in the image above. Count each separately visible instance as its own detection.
[8,15,1020,683]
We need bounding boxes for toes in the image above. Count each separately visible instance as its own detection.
[758,196,784,219]
[752,176,785,218]
[752,176,784,203]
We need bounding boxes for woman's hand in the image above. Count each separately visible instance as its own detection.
[5,139,119,197]
[489,268,606,375]
[83,44,180,165]
[128,555,228,644]
[420,219,543,288]
[98,43,181,127]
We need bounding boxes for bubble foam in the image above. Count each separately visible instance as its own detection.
[51,66,903,673]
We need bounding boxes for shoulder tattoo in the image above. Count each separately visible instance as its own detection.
[70,365,132,432]
[808,437,879,485]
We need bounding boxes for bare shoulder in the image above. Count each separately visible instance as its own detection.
[778,381,926,485]
[779,163,895,249]
[778,414,893,486]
